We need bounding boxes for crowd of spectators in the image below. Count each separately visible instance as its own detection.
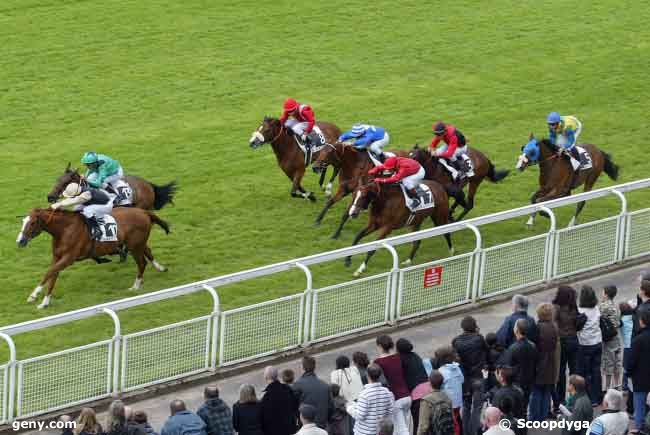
[59,271,650,435]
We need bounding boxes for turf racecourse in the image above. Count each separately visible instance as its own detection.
[1,0,649,361]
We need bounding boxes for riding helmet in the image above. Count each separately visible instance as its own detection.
[81,151,99,165]
[547,112,561,124]
[351,124,366,137]
[283,98,299,112]
[433,122,446,135]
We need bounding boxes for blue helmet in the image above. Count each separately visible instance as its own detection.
[547,112,561,124]
[351,124,366,137]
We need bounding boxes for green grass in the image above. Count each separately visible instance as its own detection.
[1,0,650,364]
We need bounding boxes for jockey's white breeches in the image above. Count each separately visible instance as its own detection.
[401,166,426,190]
[80,203,113,220]
[369,133,390,155]
[102,167,124,188]
[434,145,467,161]
[284,119,309,136]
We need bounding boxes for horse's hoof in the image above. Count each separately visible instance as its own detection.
[307,193,316,202]
[344,257,351,268]
[37,302,48,309]
[27,296,36,303]
[402,259,412,266]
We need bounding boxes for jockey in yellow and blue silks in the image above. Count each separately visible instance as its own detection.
[547,112,583,170]
[339,124,390,161]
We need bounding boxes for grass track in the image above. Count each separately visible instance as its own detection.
[1,0,649,360]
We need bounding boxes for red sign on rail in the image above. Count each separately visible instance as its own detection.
[423,266,443,287]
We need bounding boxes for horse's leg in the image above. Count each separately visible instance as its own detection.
[353,226,392,277]
[455,181,478,221]
[526,190,543,228]
[144,246,167,272]
[332,203,352,240]
[403,223,423,266]
[314,185,346,226]
[29,255,75,309]
[318,167,327,191]
[291,166,315,202]
[326,167,340,197]
[344,223,375,267]
[129,247,147,290]
[569,175,597,227]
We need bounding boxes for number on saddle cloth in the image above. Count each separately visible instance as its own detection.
[113,180,133,206]
[97,216,119,242]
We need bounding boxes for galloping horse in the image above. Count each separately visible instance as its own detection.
[249,117,342,201]
[409,145,509,220]
[516,134,619,227]
[16,208,170,308]
[47,164,177,210]
[343,180,453,277]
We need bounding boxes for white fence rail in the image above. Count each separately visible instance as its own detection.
[1,179,649,422]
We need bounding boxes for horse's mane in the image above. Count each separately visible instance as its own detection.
[537,138,559,153]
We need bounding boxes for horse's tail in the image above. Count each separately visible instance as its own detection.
[152,181,177,210]
[602,152,619,181]
[147,212,171,235]
[487,160,510,183]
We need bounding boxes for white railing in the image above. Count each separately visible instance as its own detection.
[1,178,649,423]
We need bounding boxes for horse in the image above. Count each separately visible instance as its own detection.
[343,180,453,277]
[516,134,619,227]
[311,143,409,239]
[16,207,170,308]
[409,145,509,221]
[249,117,342,201]
[47,163,177,210]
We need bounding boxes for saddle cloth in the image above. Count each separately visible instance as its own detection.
[575,146,593,170]
[368,151,396,167]
[113,179,134,206]
[296,126,327,164]
[438,150,475,179]
[400,183,435,212]
[97,215,118,242]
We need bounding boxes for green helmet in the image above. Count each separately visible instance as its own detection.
[81,151,99,165]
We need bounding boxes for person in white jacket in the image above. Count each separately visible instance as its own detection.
[330,355,364,402]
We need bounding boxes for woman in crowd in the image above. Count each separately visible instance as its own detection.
[576,285,603,406]
[74,408,102,435]
[396,337,429,435]
[352,351,370,385]
[435,346,464,435]
[530,303,559,421]
[232,384,263,435]
[330,355,363,402]
[552,285,579,409]
[374,335,411,435]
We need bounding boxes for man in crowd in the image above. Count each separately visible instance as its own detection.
[559,375,593,435]
[197,385,234,435]
[496,295,538,347]
[161,400,207,435]
[587,389,628,435]
[628,307,650,432]
[483,406,514,435]
[492,366,525,435]
[347,364,394,435]
[293,356,332,429]
[417,370,454,435]
[260,366,298,435]
[294,404,327,435]
[502,319,538,411]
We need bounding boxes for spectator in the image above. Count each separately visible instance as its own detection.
[619,299,635,413]
[282,369,296,386]
[496,295,538,348]
[482,407,514,435]
[374,335,411,435]
[330,355,364,402]
[74,408,102,435]
[586,389,628,435]
[232,384,263,435]
[197,385,234,435]
[452,316,488,435]
[293,356,333,429]
[628,307,650,432]
[529,303,559,421]
[60,414,74,435]
[346,364,394,435]
[105,400,146,435]
[599,285,623,391]
[376,417,394,435]
[435,346,464,435]
[161,400,207,435]
[492,366,525,435]
[621,271,650,338]
[327,384,348,435]
[296,404,328,435]
[417,370,454,435]
[553,285,580,409]
[131,411,158,435]
[396,338,429,435]
[576,285,603,406]
[260,366,298,435]
[502,319,538,412]
[484,333,504,400]
[558,375,593,435]
[352,352,370,385]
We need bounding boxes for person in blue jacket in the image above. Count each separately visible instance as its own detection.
[339,123,390,161]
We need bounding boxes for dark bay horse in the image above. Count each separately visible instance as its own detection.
[409,145,509,220]
[47,164,176,210]
[516,134,619,227]
[249,117,342,201]
[343,180,453,277]
[311,143,409,238]
[16,208,170,308]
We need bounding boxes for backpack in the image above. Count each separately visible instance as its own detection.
[429,399,455,435]
[600,316,618,342]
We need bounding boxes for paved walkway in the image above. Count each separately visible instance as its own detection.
[24,263,648,434]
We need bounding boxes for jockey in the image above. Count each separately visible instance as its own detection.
[547,112,583,170]
[81,152,124,193]
[279,98,316,148]
[368,156,425,208]
[339,123,390,161]
[429,121,469,181]
[50,182,114,240]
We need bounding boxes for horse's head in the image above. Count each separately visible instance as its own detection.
[16,209,47,247]
[349,182,380,218]
[249,117,281,149]
[48,163,81,203]
[516,134,541,172]
[311,143,340,173]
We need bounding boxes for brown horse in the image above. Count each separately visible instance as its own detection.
[409,145,509,221]
[516,134,619,227]
[16,208,170,308]
[249,117,342,201]
[47,164,177,210]
[343,180,453,276]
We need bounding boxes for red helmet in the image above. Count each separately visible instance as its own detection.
[283,98,299,112]
[433,122,446,135]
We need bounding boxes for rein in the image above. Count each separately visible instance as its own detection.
[271,124,285,143]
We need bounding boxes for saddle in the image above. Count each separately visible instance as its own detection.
[400,184,435,213]
[295,126,327,165]
[84,215,118,242]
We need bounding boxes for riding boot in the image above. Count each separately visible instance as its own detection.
[118,244,129,263]
[93,257,112,264]
[303,137,312,166]
[406,188,421,208]
[87,216,102,241]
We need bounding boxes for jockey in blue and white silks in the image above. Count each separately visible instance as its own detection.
[339,124,389,161]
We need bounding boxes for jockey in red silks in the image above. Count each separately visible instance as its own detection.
[279,98,316,148]
[429,121,470,181]
[368,156,426,208]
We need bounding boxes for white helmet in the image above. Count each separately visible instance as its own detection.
[62,183,82,198]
